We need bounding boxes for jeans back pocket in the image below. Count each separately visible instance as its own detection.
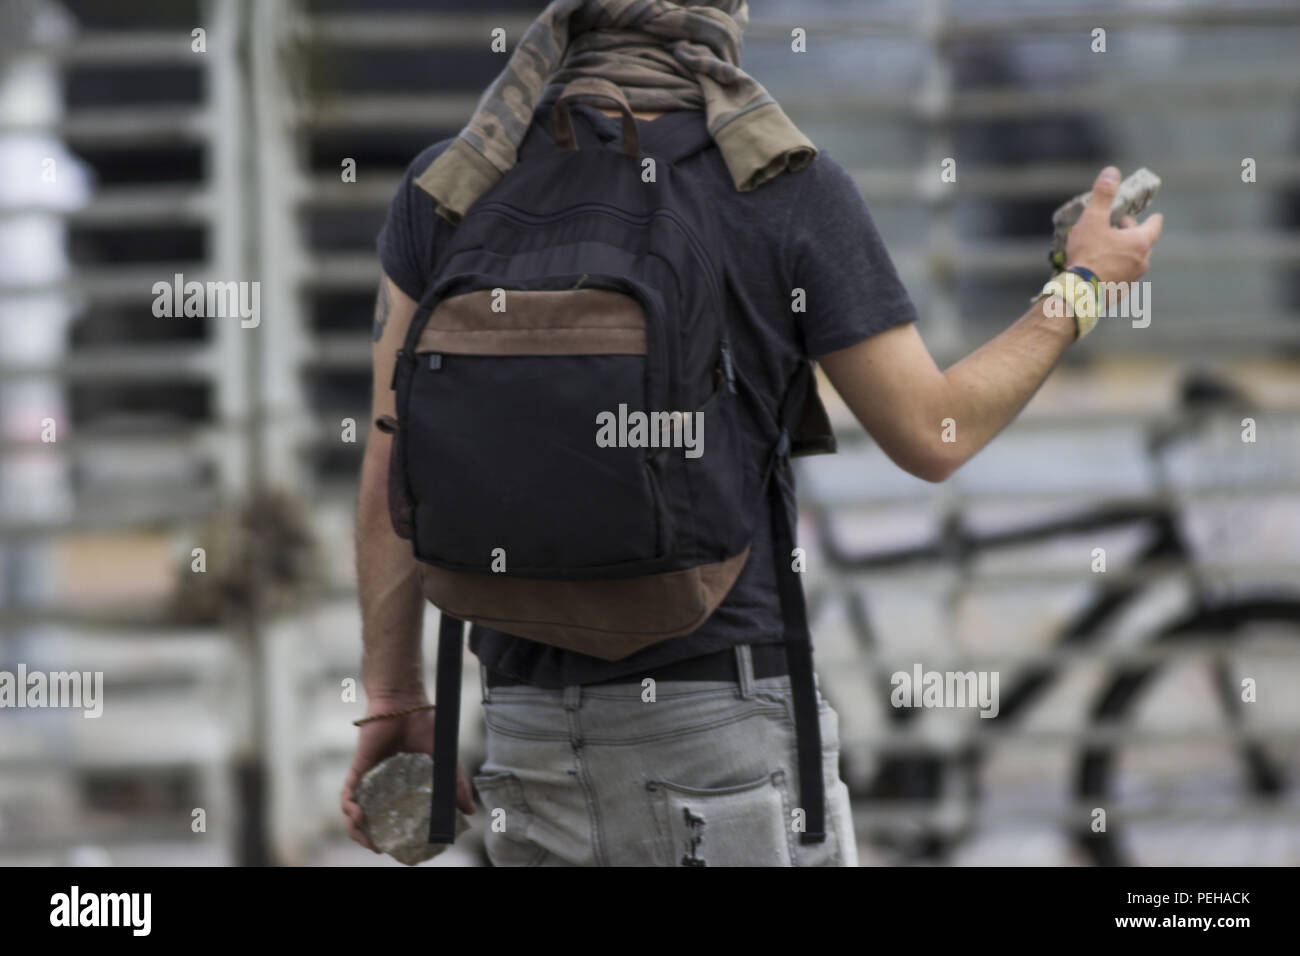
[645,769,794,866]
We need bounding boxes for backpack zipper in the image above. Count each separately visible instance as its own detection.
[473,200,725,311]
[411,270,669,411]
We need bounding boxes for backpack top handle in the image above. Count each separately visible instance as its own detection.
[551,76,640,158]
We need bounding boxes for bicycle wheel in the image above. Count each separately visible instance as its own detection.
[1073,599,1300,866]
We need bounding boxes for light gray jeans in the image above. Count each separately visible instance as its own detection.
[473,644,858,866]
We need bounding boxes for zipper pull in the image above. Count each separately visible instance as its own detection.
[720,344,736,393]
[428,353,443,371]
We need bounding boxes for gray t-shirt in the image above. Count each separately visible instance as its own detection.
[377,104,917,687]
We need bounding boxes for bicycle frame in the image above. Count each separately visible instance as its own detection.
[803,378,1300,864]
[808,492,1195,853]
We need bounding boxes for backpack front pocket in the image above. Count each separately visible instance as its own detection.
[402,285,672,576]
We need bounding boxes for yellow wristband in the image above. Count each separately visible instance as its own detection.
[1033,271,1099,339]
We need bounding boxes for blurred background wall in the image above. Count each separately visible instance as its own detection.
[1,0,1299,866]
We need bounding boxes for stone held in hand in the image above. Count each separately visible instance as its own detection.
[355,752,470,866]
[1049,167,1162,269]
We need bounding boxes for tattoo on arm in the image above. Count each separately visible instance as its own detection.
[371,280,392,342]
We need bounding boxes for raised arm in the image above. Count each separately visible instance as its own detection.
[819,167,1163,482]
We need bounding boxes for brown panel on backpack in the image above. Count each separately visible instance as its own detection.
[417,288,646,356]
[416,548,751,660]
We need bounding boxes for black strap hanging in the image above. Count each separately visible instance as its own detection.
[716,356,831,845]
[428,614,465,844]
[766,430,827,845]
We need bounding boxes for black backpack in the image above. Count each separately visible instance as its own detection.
[380,78,836,848]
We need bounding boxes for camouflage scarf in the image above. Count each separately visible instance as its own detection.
[415,0,817,224]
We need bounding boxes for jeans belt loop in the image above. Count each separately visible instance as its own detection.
[735,644,756,699]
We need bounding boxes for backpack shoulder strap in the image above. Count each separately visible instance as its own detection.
[734,357,834,844]
[517,104,561,162]
[787,360,838,457]
[429,613,465,844]
[766,446,827,845]
[651,110,715,165]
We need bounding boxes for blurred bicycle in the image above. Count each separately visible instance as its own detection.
[803,371,1300,866]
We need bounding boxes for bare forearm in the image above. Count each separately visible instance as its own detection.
[918,166,1160,477]
[355,436,426,700]
[928,295,1076,475]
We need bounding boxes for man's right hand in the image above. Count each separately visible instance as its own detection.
[1065,166,1164,283]
[340,698,476,853]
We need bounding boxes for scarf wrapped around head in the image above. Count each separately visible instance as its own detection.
[415,0,817,224]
